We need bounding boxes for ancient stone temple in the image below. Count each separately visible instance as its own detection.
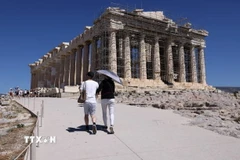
[29,7,208,90]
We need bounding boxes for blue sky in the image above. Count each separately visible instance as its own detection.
[0,0,239,93]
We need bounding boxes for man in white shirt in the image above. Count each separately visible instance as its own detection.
[80,72,99,134]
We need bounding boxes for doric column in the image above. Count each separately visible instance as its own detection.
[35,72,38,88]
[119,38,123,59]
[83,42,89,81]
[76,46,83,84]
[37,69,41,87]
[64,55,70,85]
[43,68,48,87]
[190,45,197,83]
[109,30,117,73]
[45,68,48,87]
[50,63,56,87]
[32,71,35,89]
[96,37,101,70]
[38,69,43,87]
[34,71,39,88]
[139,34,147,79]
[73,50,77,85]
[47,67,52,87]
[101,35,108,69]
[55,61,60,88]
[30,72,34,89]
[166,38,174,83]
[43,67,48,87]
[153,36,161,80]
[40,69,45,87]
[91,38,97,72]
[199,46,206,84]
[60,56,65,86]
[67,53,72,85]
[70,50,76,85]
[178,43,186,82]
[124,32,131,78]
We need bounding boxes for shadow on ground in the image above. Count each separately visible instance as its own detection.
[66,125,111,134]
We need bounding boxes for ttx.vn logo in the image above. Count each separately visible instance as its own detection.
[24,136,56,144]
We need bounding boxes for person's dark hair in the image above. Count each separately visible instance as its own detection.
[87,71,94,78]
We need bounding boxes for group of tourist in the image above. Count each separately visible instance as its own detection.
[80,71,115,134]
[8,87,38,98]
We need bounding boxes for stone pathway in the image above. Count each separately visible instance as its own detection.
[17,97,240,160]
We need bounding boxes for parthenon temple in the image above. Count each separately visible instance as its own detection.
[29,7,209,91]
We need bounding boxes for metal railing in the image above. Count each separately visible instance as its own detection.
[13,98,45,160]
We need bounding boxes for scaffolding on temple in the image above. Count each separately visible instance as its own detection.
[88,2,205,85]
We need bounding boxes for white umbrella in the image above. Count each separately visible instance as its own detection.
[96,70,123,85]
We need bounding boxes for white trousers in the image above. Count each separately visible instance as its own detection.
[101,99,115,126]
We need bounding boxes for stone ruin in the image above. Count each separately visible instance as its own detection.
[28,6,209,95]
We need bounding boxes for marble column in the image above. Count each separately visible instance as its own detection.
[153,36,161,80]
[83,42,89,81]
[109,30,117,73]
[32,71,35,89]
[60,56,65,86]
[34,71,38,88]
[30,72,34,89]
[40,69,45,87]
[67,53,72,85]
[178,43,186,82]
[47,67,52,87]
[36,72,38,88]
[190,45,197,83]
[95,37,101,70]
[64,55,70,85]
[119,38,123,59]
[50,63,56,87]
[139,34,147,80]
[70,50,76,85]
[166,38,174,82]
[38,69,42,87]
[73,50,77,86]
[124,32,131,78]
[37,70,41,87]
[55,61,60,88]
[44,68,47,87]
[91,38,97,72]
[198,46,206,84]
[43,68,48,87]
[76,46,83,84]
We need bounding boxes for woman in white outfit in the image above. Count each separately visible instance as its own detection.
[96,76,115,134]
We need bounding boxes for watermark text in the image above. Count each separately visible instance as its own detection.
[24,136,56,144]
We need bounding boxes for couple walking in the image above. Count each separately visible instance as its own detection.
[80,71,115,134]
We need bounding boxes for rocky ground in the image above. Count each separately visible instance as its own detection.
[0,99,37,160]
[115,88,240,138]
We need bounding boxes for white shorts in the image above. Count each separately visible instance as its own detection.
[84,102,96,115]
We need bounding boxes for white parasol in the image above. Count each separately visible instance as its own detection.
[96,70,123,85]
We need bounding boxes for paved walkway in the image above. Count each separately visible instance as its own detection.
[18,97,240,160]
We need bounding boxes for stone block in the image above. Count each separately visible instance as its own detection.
[64,86,79,93]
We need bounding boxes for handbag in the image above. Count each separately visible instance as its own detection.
[78,82,86,103]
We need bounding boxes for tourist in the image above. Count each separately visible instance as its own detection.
[19,89,23,97]
[9,88,14,99]
[96,75,115,134]
[80,72,99,134]
[23,89,27,97]
[14,86,20,98]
